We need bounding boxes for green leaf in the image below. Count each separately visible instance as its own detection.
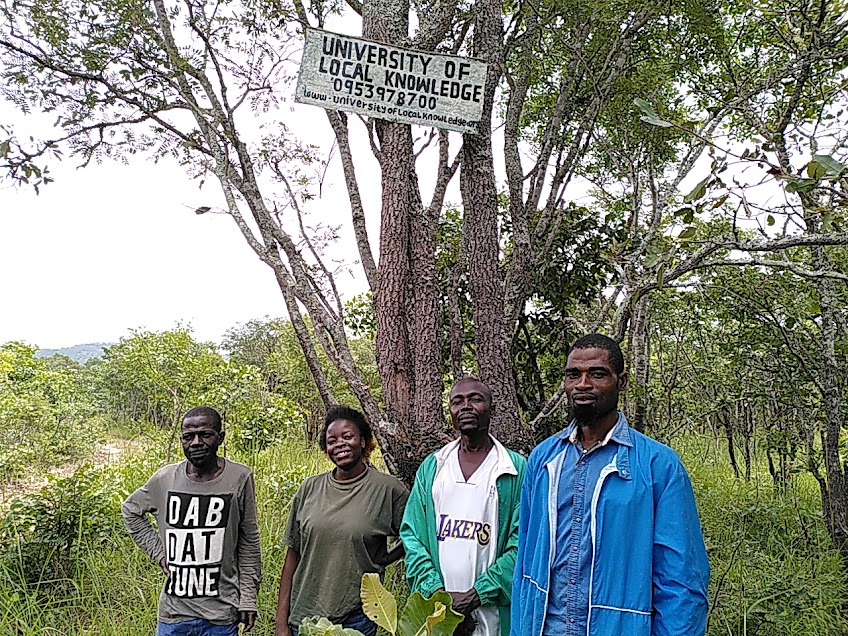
[361,573,398,635]
[766,214,775,226]
[640,115,673,128]
[678,227,697,241]
[633,97,657,117]
[812,154,846,177]
[633,98,672,127]
[712,194,729,209]
[398,591,463,636]
[807,160,827,180]
[299,617,365,636]
[683,177,710,203]
[786,178,817,193]
[425,602,447,633]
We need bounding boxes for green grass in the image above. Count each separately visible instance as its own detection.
[0,430,844,635]
[677,435,847,636]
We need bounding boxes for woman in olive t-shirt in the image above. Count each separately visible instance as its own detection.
[275,405,409,636]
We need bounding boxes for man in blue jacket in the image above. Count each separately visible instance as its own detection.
[511,334,709,636]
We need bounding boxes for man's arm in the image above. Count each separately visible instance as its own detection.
[651,461,710,636]
[399,461,444,598]
[122,477,167,568]
[237,472,262,631]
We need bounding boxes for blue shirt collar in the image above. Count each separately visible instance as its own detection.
[559,411,633,448]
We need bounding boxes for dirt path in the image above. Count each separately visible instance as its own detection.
[0,436,141,504]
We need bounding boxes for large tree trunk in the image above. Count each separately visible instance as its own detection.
[364,0,448,485]
[459,0,528,452]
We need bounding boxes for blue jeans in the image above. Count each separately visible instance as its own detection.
[157,618,239,636]
[291,608,377,636]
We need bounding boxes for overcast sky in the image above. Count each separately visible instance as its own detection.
[0,71,382,350]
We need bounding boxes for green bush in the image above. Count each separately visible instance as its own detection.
[0,466,119,587]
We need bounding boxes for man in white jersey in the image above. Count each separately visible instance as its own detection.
[401,378,526,636]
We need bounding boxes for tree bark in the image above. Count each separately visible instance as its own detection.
[459,0,528,452]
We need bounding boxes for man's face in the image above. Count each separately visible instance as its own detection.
[564,347,627,426]
[181,415,223,467]
[449,379,492,435]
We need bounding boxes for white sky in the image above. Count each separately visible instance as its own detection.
[0,91,383,351]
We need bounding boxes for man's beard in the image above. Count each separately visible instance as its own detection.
[572,402,600,428]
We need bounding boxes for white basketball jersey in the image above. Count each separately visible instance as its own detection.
[433,446,500,636]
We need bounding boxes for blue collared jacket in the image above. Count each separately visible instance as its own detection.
[510,414,709,636]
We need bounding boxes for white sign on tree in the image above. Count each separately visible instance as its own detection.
[296,29,488,135]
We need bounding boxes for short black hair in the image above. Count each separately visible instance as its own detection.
[570,334,625,375]
[183,405,223,431]
[319,405,376,461]
[451,376,493,404]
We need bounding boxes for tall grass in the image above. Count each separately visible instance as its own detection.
[0,429,844,635]
[678,435,847,636]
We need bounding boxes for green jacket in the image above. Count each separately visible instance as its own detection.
[400,437,527,636]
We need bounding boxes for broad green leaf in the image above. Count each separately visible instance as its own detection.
[807,160,826,179]
[633,97,658,117]
[812,154,846,177]
[399,591,463,636]
[786,178,817,193]
[425,602,447,633]
[361,573,397,635]
[633,98,672,127]
[766,214,775,226]
[640,114,673,128]
[677,227,697,241]
[712,194,729,209]
[683,177,710,203]
[299,616,365,636]
[822,212,834,231]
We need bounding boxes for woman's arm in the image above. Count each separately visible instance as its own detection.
[275,547,301,636]
[384,538,405,565]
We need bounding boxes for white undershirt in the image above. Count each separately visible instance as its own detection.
[433,446,500,636]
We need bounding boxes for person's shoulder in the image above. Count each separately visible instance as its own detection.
[147,461,183,482]
[223,458,253,475]
[300,470,330,490]
[628,429,688,474]
[527,432,565,466]
[629,428,680,459]
[367,467,409,494]
[505,446,527,464]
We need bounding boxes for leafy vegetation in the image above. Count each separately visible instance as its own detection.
[0,323,845,634]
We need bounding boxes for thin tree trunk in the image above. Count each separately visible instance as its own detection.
[630,295,650,432]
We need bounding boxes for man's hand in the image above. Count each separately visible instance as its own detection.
[274,620,293,636]
[448,589,481,617]
[158,557,170,576]
[454,614,478,636]
[240,611,257,633]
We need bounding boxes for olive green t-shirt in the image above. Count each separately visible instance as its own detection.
[284,465,409,625]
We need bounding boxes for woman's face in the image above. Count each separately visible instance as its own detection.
[325,418,366,470]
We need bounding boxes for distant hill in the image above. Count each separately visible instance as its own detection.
[36,342,111,363]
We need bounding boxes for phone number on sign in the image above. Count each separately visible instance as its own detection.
[331,79,440,110]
